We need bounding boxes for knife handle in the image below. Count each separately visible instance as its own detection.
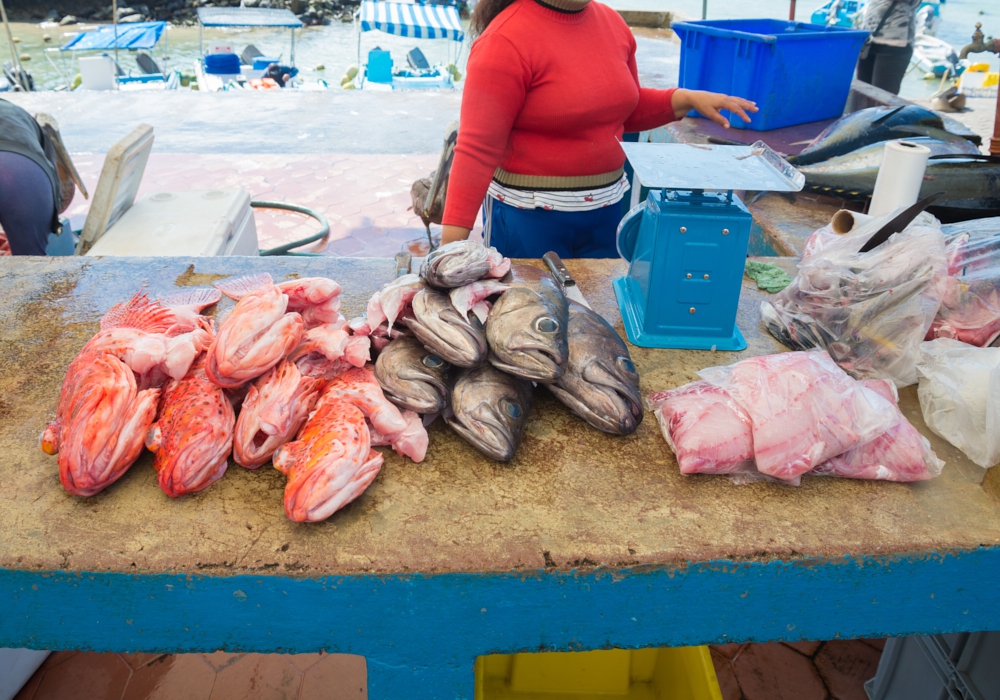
[543,251,576,287]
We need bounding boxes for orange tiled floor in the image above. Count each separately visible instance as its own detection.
[62,153,485,260]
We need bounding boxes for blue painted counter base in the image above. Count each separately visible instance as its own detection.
[4,548,1000,699]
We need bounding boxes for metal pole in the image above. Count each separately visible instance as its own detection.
[789,0,796,20]
[112,0,119,87]
[0,0,28,91]
[701,0,707,19]
[198,20,202,56]
[290,28,295,66]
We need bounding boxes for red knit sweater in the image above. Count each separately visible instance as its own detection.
[442,0,678,229]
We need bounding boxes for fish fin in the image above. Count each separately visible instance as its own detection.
[100,290,176,333]
[159,288,223,311]
[214,273,273,300]
[871,105,904,126]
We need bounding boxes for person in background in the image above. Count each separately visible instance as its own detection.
[439,0,757,258]
[856,0,921,95]
[0,98,70,255]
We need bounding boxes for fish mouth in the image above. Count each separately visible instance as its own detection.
[491,342,565,381]
[446,408,516,461]
[549,372,643,435]
[383,384,445,414]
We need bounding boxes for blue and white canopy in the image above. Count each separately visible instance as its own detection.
[358,2,464,42]
[197,7,302,27]
[60,21,167,51]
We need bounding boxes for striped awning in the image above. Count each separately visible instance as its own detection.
[358,2,465,42]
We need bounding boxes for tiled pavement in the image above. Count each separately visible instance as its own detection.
[12,153,887,698]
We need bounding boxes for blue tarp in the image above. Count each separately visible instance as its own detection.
[60,21,166,51]
[196,7,302,27]
[359,1,464,42]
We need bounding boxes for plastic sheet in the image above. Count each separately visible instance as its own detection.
[916,338,1000,469]
[929,217,1000,347]
[763,210,947,387]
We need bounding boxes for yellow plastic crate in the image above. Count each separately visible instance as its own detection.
[475,646,723,700]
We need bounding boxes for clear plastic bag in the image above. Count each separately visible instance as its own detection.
[698,351,897,482]
[916,338,1000,469]
[762,210,947,387]
[928,217,1000,347]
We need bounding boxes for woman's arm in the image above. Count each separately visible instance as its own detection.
[440,34,530,244]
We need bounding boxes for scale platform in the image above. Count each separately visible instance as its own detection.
[614,141,803,351]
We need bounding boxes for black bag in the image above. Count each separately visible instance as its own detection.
[859,2,898,60]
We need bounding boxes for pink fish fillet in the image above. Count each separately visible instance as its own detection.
[813,379,944,482]
[926,277,1000,347]
[377,274,427,332]
[273,397,383,522]
[233,360,325,470]
[277,277,343,328]
[368,409,429,462]
[450,279,510,324]
[208,274,304,388]
[701,351,895,482]
[649,381,755,475]
[42,353,161,497]
[321,367,408,436]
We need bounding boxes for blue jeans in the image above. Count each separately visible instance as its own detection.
[0,151,55,255]
[484,196,622,259]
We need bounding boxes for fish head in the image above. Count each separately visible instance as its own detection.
[447,365,533,461]
[548,304,643,435]
[420,240,492,288]
[374,336,452,413]
[487,287,568,381]
[406,289,487,367]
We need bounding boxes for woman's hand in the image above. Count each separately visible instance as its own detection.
[441,225,472,246]
[671,89,759,128]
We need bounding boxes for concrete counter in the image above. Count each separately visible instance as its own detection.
[1,256,998,698]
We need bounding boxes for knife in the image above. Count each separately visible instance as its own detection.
[543,251,591,308]
[858,192,945,253]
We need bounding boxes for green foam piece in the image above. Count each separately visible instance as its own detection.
[744,260,792,294]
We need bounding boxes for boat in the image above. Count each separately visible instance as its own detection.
[915,0,942,37]
[809,0,863,28]
[353,1,465,90]
[194,7,328,92]
[46,21,179,91]
[911,33,968,77]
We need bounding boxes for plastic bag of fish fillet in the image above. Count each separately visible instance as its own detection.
[917,338,1000,469]
[650,351,943,485]
[762,209,947,387]
[928,217,1000,347]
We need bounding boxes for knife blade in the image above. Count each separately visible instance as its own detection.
[543,251,591,308]
[858,192,945,253]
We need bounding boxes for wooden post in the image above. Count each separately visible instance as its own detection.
[789,0,796,21]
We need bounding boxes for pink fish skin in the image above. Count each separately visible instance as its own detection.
[368,409,429,462]
[207,275,304,388]
[322,367,408,436]
[233,360,325,470]
[376,274,427,332]
[145,357,235,497]
[277,277,343,329]
[43,353,160,497]
[366,291,387,331]
[450,279,510,324]
[274,397,383,522]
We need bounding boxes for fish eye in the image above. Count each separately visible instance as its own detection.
[617,356,637,375]
[535,317,559,333]
[422,354,444,368]
[502,400,522,420]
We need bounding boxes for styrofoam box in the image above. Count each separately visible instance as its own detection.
[86,189,259,257]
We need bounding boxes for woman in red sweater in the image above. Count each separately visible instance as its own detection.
[440,0,757,258]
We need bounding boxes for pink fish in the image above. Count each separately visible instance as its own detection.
[41,353,160,497]
[233,360,325,470]
[368,409,429,462]
[156,288,223,335]
[366,274,427,333]
[288,323,371,379]
[450,279,510,324]
[321,367,408,436]
[276,277,343,329]
[274,397,383,522]
[208,273,304,388]
[145,356,235,497]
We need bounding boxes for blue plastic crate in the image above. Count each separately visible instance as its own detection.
[204,52,240,75]
[672,19,869,131]
[367,49,393,84]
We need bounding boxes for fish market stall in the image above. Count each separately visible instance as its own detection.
[2,254,1000,698]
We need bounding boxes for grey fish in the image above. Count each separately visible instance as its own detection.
[404,288,488,368]
[420,240,506,288]
[545,302,643,435]
[486,265,569,382]
[796,137,981,175]
[800,155,1000,208]
[786,105,972,166]
[374,336,452,414]
[447,364,533,462]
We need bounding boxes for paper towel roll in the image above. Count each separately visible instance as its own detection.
[869,140,932,217]
[830,209,875,235]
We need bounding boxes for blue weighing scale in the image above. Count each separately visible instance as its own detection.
[614,141,803,351]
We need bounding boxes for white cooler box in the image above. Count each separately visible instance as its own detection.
[86,189,259,257]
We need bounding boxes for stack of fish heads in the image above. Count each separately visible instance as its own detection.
[546,301,643,436]
[374,336,452,414]
[486,264,569,382]
[405,288,488,368]
[446,364,534,462]
[420,240,495,288]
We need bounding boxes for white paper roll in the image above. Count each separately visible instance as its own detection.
[830,209,875,235]
[869,140,932,217]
